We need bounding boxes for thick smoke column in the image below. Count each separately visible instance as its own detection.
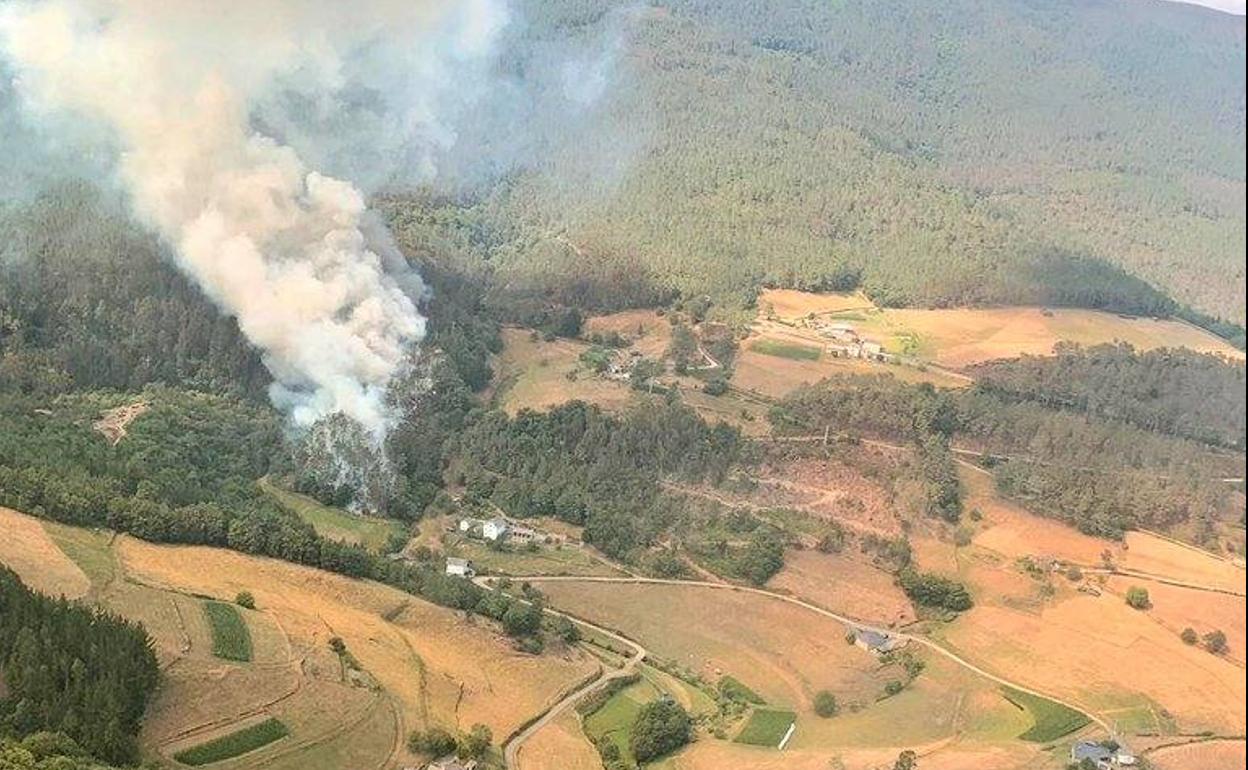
[0,0,507,436]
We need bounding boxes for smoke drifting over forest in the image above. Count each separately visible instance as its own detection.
[0,0,631,438]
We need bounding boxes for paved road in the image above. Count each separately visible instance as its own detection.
[473,578,648,770]
[492,573,1114,768]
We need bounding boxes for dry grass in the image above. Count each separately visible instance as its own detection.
[662,740,1048,770]
[732,343,965,400]
[769,549,915,627]
[1105,576,1245,664]
[116,536,597,762]
[541,582,886,711]
[490,327,634,415]
[1150,739,1246,770]
[755,289,1242,369]
[582,309,673,359]
[851,306,1242,368]
[758,289,874,319]
[1119,531,1246,594]
[515,710,601,770]
[0,507,91,599]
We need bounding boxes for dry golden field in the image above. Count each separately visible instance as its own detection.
[0,507,91,600]
[944,469,1248,738]
[768,549,915,628]
[755,288,1243,368]
[1149,739,1246,770]
[514,710,601,770]
[541,582,887,710]
[490,327,634,415]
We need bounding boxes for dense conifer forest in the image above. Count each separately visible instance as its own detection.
[0,568,159,766]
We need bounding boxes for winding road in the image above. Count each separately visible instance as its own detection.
[486,574,1116,769]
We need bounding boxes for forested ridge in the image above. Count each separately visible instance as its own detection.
[772,365,1245,540]
[0,568,159,766]
[382,0,1245,328]
[970,342,1247,449]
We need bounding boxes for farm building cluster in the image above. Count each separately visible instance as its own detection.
[851,627,907,655]
[1070,741,1136,769]
[800,319,893,361]
[457,515,541,545]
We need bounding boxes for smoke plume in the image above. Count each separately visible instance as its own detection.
[0,0,508,436]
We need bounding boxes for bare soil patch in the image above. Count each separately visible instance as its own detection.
[92,400,149,445]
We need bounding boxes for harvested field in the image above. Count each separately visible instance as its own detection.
[662,739,1048,770]
[1105,575,1245,663]
[942,590,1246,735]
[0,507,91,599]
[582,309,673,360]
[490,327,634,415]
[541,582,891,711]
[116,535,596,763]
[1119,531,1246,594]
[732,344,963,400]
[755,289,1242,368]
[515,710,601,770]
[758,289,873,319]
[768,549,914,627]
[1150,739,1246,770]
[964,468,1114,566]
[850,306,1243,368]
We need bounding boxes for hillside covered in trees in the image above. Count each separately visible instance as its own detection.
[383,0,1246,328]
[771,358,1246,540]
[0,568,159,766]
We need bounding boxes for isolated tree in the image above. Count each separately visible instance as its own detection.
[894,749,918,770]
[630,700,691,762]
[407,727,456,757]
[813,691,839,718]
[1125,586,1151,610]
[234,591,255,609]
[1180,628,1199,645]
[1203,630,1228,654]
[458,724,492,760]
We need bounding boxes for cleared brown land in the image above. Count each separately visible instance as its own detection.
[1105,576,1245,664]
[965,468,1114,565]
[92,400,149,445]
[0,507,91,599]
[117,536,596,756]
[514,710,600,770]
[666,739,1050,770]
[1150,739,1246,770]
[769,549,914,627]
[732,344,965,400]
[1119,531,1246,594]
[490,327,634,415]
[582,309,673,359]
[758,289,875,319]
[541,582,889,711]
[755,289,1242,368]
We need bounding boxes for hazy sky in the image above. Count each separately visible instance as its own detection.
[1164,0,1246,15]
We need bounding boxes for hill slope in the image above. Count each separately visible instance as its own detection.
[389,0,1246,323]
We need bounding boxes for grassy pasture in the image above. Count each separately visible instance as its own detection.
[258,477,407,552]
[172,718,289,766]
[1000,686,1090,742]
[748,339,822,361]
[718,675,765,705]
[734,708,795,747]
[203,601,253,662]
[450,539,623,577]
[583,679,661,766]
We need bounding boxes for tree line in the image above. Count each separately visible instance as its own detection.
[1,568,160,766]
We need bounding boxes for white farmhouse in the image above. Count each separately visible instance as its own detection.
[445,557,474,578]
[482,517,511,542]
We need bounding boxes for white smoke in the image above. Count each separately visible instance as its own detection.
[0,0,509,437]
